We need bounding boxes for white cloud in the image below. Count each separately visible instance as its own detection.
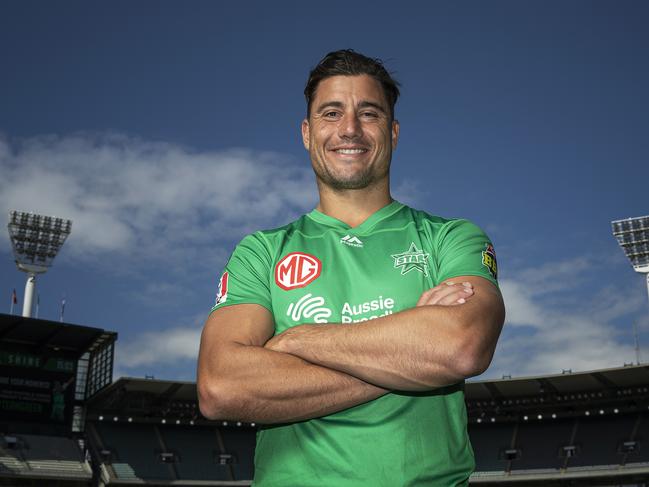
[0,132,317,270]
[482,256,644,379]
[116,322,203,370]
[10,133,639,379]
[392,179,426,208]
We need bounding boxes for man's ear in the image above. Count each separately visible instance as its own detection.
[301,119,310,150]
[391,119,400,149]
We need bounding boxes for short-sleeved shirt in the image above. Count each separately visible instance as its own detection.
[211,201,498,487]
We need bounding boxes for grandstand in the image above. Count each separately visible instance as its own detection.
[2,312,649,486]
[467,365,649,485]
[85,378,255,486]
[0,312,116,486]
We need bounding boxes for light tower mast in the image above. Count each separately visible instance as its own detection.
[612,214,649,364]
[7,210,72,318]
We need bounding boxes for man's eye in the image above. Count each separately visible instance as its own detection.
[324,111,340,118]
[361,111,379,118]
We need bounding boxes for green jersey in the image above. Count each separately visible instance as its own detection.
[211,201,498,487]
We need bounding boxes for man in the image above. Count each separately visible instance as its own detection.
[197,50,505,486]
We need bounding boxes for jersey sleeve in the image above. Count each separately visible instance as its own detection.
[435,219,499,287]
[210,232,273,314]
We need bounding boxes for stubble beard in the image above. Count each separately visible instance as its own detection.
[312,152,391,192]
[316,166,375,191]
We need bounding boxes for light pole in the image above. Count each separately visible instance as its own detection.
[612,214,649,364]
[7,210,72,318]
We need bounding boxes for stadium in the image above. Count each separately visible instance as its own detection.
[0,211,648,486]
[2,2,649,485]
[2,306,649,486]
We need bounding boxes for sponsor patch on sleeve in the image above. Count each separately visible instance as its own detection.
[481,244,498,280]
[215,271,229,305]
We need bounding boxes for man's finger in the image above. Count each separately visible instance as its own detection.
[416,287,437,306]
[423,283,474,306]
[434,287,474,306]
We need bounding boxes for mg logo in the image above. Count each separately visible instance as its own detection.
[275,252,322,290]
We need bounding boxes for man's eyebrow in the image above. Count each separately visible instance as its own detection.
[314,101,344,113]
[314,100,387,114]
[358,101,387,113]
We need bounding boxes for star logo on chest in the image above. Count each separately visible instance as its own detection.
[391,242,430,276]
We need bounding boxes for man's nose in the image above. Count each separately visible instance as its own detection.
[339,113,362,139]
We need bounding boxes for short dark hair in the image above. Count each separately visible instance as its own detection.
[304,49,400,120]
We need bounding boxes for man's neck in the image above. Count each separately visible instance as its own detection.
[316,182,393,228]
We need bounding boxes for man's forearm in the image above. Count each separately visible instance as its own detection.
[266,307,463,390]
[198,343,388,424]
[266,284,504,391]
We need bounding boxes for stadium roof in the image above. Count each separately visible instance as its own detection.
[0,312,117,356]
[466,364,649,401]
[86,364,649,425]
[86,377,201,421]
[89,376,198,404]
[99,363,649,402]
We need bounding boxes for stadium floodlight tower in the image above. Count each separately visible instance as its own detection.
[612,213,649,308]
[7,210,72,318]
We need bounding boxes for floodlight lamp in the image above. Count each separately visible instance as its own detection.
[8,210,73,273]
[611,215,649,274]
[7,210,72,318]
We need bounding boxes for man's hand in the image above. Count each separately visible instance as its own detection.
[265,324,308,354]
[416,280,475,307]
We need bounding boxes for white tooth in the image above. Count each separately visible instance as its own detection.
[337,149,365,154]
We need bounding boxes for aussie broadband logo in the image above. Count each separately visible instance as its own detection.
[341,296,394,323]
[275,252,322,290]
[287,294,332,323]
[287,294,395,324]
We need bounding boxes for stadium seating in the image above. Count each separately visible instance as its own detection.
[567,414,636,468]
[468,422,513,472]
[87,420,256,483]
[159,425,232,481]
[510,418,574,470]
[219,426,256,480]
[0,434,91,483]
[93,422,175,480]
[628,412,649,464]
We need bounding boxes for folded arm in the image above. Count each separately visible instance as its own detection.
[197,303,388,424]
[265,276,505,390]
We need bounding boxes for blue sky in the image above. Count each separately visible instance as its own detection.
[1,1,648,381]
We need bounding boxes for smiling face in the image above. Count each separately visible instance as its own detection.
[302,75,399,191]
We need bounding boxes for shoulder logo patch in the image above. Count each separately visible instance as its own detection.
[482,243,498,279]
[275,252,322,290]
[391,243,430,276]
[215,271,229,305]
